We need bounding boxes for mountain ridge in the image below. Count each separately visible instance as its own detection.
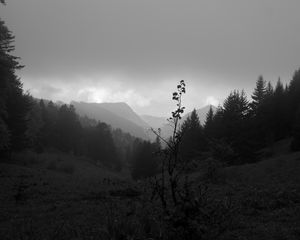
[71,101,149,140]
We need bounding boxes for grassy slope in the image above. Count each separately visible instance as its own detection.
[0,145,299,239]
[0,151,135,239]
[208,148,300,240]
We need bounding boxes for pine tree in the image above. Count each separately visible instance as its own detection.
[221,90,254,163]
[180,109,205,159]
[271,78,290,139]
[0,16,31,152]
[289,69,300,120]
[251,76,267,113]
[204,105,214,137]
[223,90,249,121]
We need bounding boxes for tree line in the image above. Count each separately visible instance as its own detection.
[134,74,300,179]
[179,72,300,166]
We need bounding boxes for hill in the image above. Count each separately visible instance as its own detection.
[140,115,168,130]
[71,101,149,140]
[0,145,299,239]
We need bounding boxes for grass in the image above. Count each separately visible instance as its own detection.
[0,148,299,239]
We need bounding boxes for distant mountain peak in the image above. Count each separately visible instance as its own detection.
[71,101,149,139]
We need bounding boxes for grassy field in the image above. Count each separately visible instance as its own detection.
[0,148,299,239]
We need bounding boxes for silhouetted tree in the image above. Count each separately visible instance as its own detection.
[211,90,256,163]
[180,109,205,159]
[270,79,290,140]
[266,81,274,97]
[0,17,31,152]
[289,69,300,124]
[251,75,267,114]
[204,105,214,137]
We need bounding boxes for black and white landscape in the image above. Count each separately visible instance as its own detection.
[1,1,300,239]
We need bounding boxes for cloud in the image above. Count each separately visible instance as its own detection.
[205,96,219,107]
[4,0,299,115]
[23,76,151,109]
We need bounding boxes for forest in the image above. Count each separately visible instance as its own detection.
[1,1,300,239]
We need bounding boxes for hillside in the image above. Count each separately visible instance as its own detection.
[99,102,149,129]
[140,115,168,129]
[71,101,149,140]
[0,147,299,239]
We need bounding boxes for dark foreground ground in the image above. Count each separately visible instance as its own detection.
[0,148,300,240]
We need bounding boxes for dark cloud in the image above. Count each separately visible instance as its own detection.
[1,0,300,115]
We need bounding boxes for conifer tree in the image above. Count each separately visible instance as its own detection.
[289,69,300,120]
[180,109,205,158]
[204,105,214,138]
[0,14,31,152]
[205,105,214,127]
[251,76,267,113]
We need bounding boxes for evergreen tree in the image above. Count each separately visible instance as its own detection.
[266,81,274,97]
[289,69,300,122]
[180,109,205,159]
[251,75,267,113]
[0,17,31,152]
[272,78,290,139]
[250,77,270,147]
[219,90,255,163]
[204,105,214,137]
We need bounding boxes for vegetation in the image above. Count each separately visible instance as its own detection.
[0,1,300,239]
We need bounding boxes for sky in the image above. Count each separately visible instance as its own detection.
[1,0,300,116]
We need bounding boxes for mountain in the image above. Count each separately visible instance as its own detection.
[99,102,149,128]
[71,101,149,140]
[140,115,168,129]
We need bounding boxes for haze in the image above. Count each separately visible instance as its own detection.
[1,0,300,116]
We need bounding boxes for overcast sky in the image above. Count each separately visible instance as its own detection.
[1,0,300,116]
